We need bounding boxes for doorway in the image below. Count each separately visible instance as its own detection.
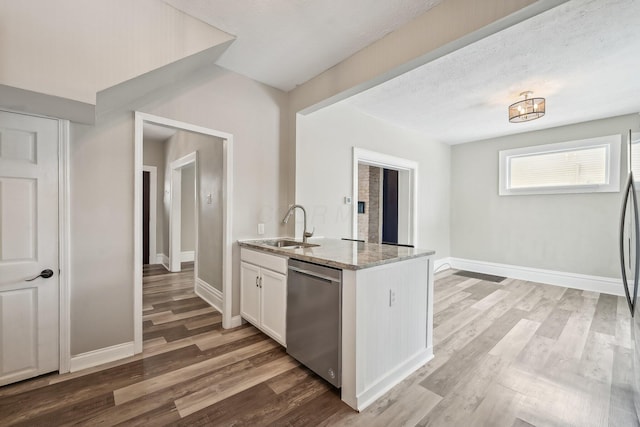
[169,153,197,273]
[382,168,399,244]
[353,148,418,246]
[142,166,158,265]
[143,170,150,264]
[134,112,234,354]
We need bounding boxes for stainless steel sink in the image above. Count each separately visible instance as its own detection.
[262,239,319,249]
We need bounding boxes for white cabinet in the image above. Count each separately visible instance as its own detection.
[240,248,287,346]
[240,262,261,326]
[258,268,287,344]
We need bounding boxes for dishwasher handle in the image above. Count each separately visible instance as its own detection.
[288,265,340,284]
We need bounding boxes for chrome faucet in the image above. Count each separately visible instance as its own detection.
[282,204,314,243]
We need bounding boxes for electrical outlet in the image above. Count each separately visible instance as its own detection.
[258,223,265,235]
[389,289,396,307]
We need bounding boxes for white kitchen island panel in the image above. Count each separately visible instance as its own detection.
[341,255,434,411]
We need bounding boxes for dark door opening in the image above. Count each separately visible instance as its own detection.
[143,171,150,265]
[382,169,399,244]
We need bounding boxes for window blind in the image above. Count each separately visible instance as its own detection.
[509,146,608,189]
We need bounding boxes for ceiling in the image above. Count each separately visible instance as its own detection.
[143,122,176,142]
[164,0,443,91]
[344,0,640,144]
[164,0,640,145]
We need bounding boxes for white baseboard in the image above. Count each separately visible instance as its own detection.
[449,257,623,296]
[157,253,169,269]
[434,257,453,273]
[229,315,243,328]
[355,349,434,411]
[194,279,243,330]
[181,251,195,262]
[195,278,223,313]
[69,341,134,373]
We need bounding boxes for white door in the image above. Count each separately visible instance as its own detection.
[260,269,286,346]
[240,262,261,326]
[0,110,59,386]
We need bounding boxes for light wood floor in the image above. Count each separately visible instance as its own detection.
[0,264,638,426]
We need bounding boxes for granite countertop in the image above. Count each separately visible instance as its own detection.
[238,237,435,270]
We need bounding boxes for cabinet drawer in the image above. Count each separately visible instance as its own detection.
[241,248,288,274]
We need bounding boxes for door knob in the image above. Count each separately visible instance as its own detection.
[25,269,54,282]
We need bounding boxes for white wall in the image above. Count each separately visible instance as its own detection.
[0,0,232,105]
[68,63,289,355]
[451,113,640,278]
[296,103,450,258]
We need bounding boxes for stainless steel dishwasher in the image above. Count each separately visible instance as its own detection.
[286,258,342,388]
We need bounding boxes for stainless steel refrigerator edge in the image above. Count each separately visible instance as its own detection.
[619,129,640,421]
[286,259,342,388]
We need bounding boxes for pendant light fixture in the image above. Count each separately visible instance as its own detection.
[508,91,545,123]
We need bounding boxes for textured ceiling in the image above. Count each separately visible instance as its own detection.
[164,0,443,91]
[344,0,640,144]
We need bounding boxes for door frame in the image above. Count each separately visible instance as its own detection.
[352,147,418,246]
[168,152,197,273]
[134,112,234,354]
[0,108,72,374]
[142,165,157,265]
[58,118,71,374]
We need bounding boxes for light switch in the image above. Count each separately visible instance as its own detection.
[207,193,213,204]
[258,223,265,235]
[344,196,352,205]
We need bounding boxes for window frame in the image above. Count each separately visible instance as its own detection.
[498,134,621,196]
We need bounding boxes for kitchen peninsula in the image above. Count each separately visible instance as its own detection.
[238,238,435,411]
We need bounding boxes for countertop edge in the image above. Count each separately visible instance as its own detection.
[238,240,435,270]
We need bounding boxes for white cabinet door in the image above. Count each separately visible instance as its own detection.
[0,111,59,386]
[260,268,287,346]
[240,262,261,326]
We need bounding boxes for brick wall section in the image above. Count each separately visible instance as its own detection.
[357,164,370,241]
[357,164,382,242]
[368,167,381,243]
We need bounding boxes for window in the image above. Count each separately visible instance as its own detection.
[499,135,621,195]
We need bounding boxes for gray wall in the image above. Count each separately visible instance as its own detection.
[180,164,196,252]
[71,116,135,354]
[163,130,223,290]
[143,138,166,258]
[69,64,289,355]
[296,103,451,258]
[451,113,640,279]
